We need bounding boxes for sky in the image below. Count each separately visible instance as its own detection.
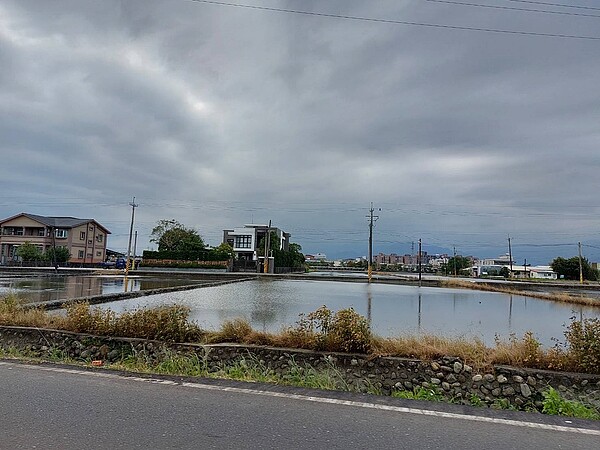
[1,0,600,265]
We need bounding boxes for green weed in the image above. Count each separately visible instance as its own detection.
[542,387,600,420]
[392,386,445,402]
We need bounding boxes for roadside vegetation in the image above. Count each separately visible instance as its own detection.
[2,295,600,374]
[2,294,600,420]
[1,343,598,421]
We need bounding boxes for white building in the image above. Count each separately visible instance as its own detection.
[222,224,290,261]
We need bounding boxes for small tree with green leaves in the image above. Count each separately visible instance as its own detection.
[443,256,472,276]
[44,247,71,263]
[15,242,43,262]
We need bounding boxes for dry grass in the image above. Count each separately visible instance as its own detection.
[372,331,576,372]
[372,334,490,368]
[0,295,59,329]
[442,279,600,308]
[0,294,204,342]
[0,294,595,373]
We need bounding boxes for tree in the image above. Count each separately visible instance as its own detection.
[15,242,43,261]
[276,242,305,269]
[150,219,205,254]
[499,266,510,278]
[214,242,234,260]
[257,233,305,269]
[551,256,598,281]
[444,256,471,275]
[257,231,281,257]
[44,247,71,263]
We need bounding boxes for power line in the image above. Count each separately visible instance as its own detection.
[425,0,600,18]
[507,0,600,12]
[188,0,600,40]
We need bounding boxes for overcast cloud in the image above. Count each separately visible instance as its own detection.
[1,0,600,264]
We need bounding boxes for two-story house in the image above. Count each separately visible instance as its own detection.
[222,224,290,261]
[0,213,110,264]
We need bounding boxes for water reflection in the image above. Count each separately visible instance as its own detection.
[0,275,202,303]
[95,279,600,346]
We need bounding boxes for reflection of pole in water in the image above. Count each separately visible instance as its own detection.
[453,293,457,312]
[508,295,513,328]
[418,292,422,331]
[366,285,372,325]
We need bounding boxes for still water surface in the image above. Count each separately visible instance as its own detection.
[96,278,600,346]
[0,274,202,303]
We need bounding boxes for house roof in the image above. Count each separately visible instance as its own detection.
[0,213,111,234]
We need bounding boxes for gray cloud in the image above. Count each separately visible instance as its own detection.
[1,0,599,264]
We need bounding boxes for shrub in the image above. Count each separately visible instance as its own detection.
[328,307,371,353]
[63,302,115,335]
[564,317,600,373]
[542,387,600,420]
[282,306,371,353]
[62,302,203,342]
[212,318,253,343]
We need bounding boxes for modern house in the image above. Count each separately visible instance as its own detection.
[222,224,290,262]
[0,213,110,265]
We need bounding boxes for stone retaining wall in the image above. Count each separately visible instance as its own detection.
[1,325,599,410]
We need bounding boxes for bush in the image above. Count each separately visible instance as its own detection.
[284,306,371,353]
[564,317,600,373]
[542,387,600,420]
[62,302,203,342]
[212,318,253,343]
[329,308,371,353]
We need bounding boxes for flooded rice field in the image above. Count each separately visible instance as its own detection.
[3,272,599,346]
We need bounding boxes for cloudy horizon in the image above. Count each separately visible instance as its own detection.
[1,0,600,265]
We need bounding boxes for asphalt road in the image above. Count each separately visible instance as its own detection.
[1,360,599,449]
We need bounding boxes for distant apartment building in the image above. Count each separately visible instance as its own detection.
[222,224,290,261]
[374,253,402,265]
[0,213,110,264]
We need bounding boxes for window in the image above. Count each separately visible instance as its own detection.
[80,231,86,240]
[55,229,68,239]
[88,240,92,245]
[38,229,46,237]
[96,234,103,243]
[2,227,23,235]
[96,251,102,257]
[78,250,84,258]
[234,235,252,249]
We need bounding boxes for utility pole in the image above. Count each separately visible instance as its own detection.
[51,226,58,274]
[132,230,138,271]
[508,234,513,278]
[418,238,422,287]
[125,197,138,277]
[578,241,584,284]
[453,246,457,277]
[264,220,271,274]
[523,259,530,279]
[367,203,379,283]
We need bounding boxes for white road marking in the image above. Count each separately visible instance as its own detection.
[2,360,599,436]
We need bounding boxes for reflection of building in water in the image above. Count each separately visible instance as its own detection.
[7,276,138,303]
